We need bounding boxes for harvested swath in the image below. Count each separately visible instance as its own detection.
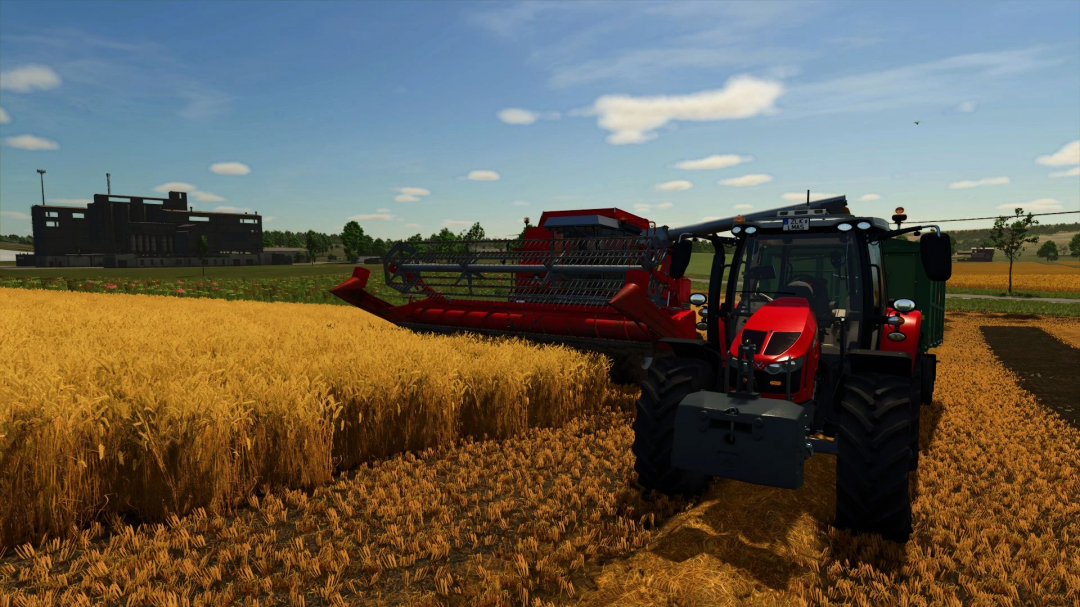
[0,288,609,548]
[980,325,1080,429]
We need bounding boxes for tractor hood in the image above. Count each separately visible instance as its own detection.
[730,297,818,363]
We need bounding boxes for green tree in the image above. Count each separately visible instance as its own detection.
[262,232,274,248]
[988,208,1039,295]
[460,222,486,242]
[195,235,209,277]
[1036,240,1059,262]
[286,233,302,248]
[341,221,366,262]
[305,231,331,264]
[1070,233,1080,259]
[428,227,461,253]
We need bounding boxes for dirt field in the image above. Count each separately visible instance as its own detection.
[3,312,1078,605]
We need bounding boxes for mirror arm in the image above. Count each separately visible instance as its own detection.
[869,224,942,242]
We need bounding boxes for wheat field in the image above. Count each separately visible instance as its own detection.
[0,287,610,549]
[3,310,1078,605]
[948,261,1080,293]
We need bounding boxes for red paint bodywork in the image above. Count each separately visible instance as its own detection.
[878,307,921,370]
[729,298,820,403]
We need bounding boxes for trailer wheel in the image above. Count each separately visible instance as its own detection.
[835,373,915,542]
[632,357,713,497]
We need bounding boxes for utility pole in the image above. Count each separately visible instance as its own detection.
[37,169,47,205]
[106,173,111,195]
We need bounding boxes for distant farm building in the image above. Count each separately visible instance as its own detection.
[956,247,995,262]
[19,191,288,268]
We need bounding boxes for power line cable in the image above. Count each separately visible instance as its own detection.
[909,210,1080,223]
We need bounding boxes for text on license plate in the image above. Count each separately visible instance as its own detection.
[783,218,809,231]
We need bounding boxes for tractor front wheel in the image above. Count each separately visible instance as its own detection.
[631,357,713,497]
[835,373,915,542]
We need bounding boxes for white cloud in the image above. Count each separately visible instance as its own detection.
[497,108,540,125]
[376,208,391,213]
[655,180,693,191]
[719,173,772,187]
[996,198,1061,212]
[405,223,422,228]
[633,204,652,213]
[395,195,419,202]
[782,192,839,202]
[0,107,9,124]
[511,200,530,206]
[349,213,395,221]
[466,170,500,181]
[397,187,431,196]
[444,219,474,227]
[213,206,252,213]
[588,75,783,144]
[263,216,276,223]
[209,161,251,175]
[0,65,62,92]
[657,202,674,209]
[543,111,561,120]
[3,134,60,150]
[672,154,753,170]
[956,100,977,113]
[948,176,1010,189]
[153,182,197,193]
[191,190,226,202]
[1035,140,1080,167]
[1049,167,1080,178]
[46,199,92,205]
[859,194,882,201]
[733,203,754,210]
[0,210,31,220]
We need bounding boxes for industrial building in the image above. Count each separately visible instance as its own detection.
[18,191,291,267]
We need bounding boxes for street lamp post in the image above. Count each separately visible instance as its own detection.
[37,169,46,205]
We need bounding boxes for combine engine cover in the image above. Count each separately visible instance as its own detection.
[330,208,700,349]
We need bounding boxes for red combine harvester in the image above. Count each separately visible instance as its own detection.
[330,197,847,381]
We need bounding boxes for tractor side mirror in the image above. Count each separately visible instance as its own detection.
[920,232,952,281]
[669,240,693,279]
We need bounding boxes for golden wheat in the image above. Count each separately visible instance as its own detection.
[948,272,1080,294]
[0,287,609,548]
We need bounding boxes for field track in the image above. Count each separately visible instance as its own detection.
[2,312,1078,605]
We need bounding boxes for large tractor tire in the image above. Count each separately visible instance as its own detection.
[835,373,915,542]
[631,357,713,498]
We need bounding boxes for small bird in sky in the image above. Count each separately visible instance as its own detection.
[914,121,920,125]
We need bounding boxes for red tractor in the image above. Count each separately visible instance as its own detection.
[331,196,951,541]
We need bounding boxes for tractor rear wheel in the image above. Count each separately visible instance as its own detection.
[835,373,915,542]
[632,357,713,497]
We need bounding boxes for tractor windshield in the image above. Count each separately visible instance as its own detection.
[729,232,865,354]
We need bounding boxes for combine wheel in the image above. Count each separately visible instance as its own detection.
[835,373,915,542]
[631,357,712,497]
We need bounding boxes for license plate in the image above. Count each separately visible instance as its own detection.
[783,218,809,231]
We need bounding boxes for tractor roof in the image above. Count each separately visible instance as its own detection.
[737,214,892,234]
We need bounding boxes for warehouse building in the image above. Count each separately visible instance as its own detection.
[19,191,289,267]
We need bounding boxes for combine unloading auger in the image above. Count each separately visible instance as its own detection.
[330,197,850,380]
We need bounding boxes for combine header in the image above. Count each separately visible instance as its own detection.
[331,197,849,380]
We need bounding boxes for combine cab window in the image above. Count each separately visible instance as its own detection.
[730,232,864,353]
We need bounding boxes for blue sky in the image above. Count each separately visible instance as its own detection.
[1,0,1078,239]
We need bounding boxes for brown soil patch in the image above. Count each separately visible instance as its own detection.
[981,326,1080,430]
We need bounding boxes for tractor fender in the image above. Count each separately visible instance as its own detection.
[845,349,913,379]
